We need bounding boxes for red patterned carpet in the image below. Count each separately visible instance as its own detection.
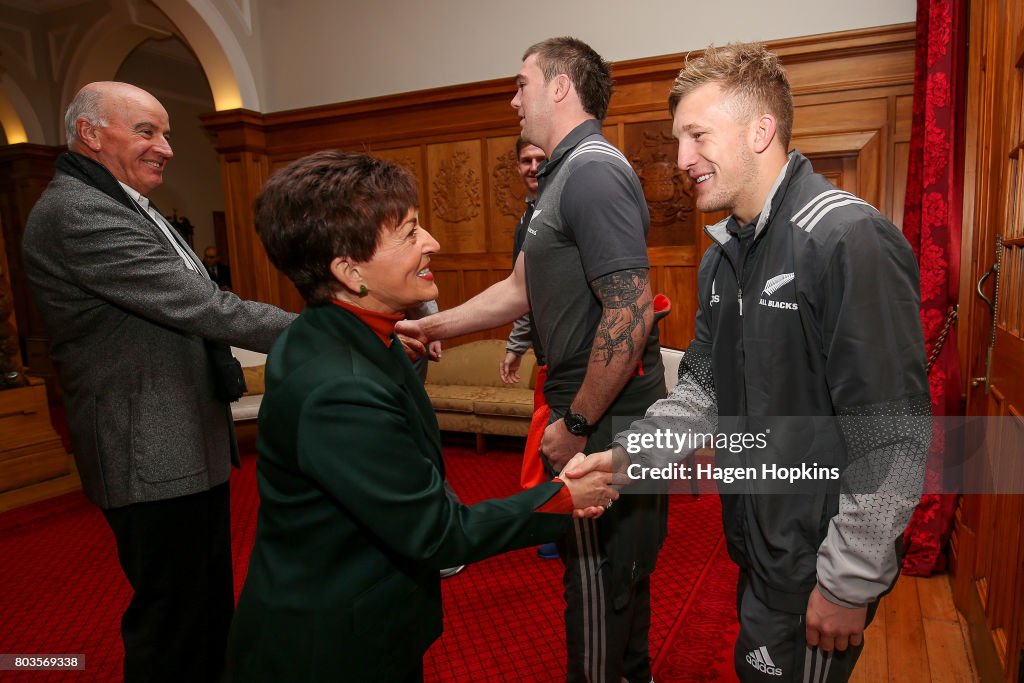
[0,445,738,682]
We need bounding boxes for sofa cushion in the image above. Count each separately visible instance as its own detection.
[472,388,535,418]
[423,385,486,413]
[426,340,536,389]
[242,365,266,396]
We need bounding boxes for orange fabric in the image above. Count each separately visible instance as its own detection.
[520,365,550,489]
[331,299,403,347]
[536,484,574,514]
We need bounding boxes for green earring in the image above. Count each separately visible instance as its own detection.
[358,284,369,297]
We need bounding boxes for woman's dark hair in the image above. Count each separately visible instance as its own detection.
[254,150,418,305]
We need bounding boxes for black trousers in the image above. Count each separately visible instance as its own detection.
[558,518,653,683]
[733,571,877,683]
[103,482,234,683]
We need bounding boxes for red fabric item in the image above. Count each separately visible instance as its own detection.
[521,365,551,489]
[900,0,968,576]
[653,292,671,319]
[535,481,574,514]
[331,298,403,346]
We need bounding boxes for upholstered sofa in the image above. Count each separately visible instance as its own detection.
[424,339,685,450]
[424,340,539,449]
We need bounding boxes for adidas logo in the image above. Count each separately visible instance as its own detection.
[745,645,783,676]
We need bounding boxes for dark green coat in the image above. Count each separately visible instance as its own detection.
[225,304,570,682]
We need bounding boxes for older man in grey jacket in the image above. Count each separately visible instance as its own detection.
[22,82,295,683]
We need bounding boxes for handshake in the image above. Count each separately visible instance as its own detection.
[553,448,631,519]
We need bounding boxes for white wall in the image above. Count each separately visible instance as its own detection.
[255,0,916,113]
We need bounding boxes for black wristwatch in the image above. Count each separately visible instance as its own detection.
[563,409,596,436]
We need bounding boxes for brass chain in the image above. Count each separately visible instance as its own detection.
[926,305,958,373]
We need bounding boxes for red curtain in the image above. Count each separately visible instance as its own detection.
[900,0,968,576]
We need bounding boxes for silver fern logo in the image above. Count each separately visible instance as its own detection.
[762,273,794,297]
[759,273,798,311]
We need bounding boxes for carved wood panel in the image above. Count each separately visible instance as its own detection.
[426,140,486,254]
[485,135,523,256]
[623,120,696,248]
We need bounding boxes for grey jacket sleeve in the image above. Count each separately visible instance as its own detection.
[505,314,532,355]
[815,218,931,607]
[611,339,717,473]
[49,188,294,352]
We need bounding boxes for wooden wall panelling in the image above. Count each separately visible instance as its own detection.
[485,135,524,256]
[200,111,291,310]
[891,97,914,229]
[0,144,64,374]
[426,140,487,254]
[201,24,915,353]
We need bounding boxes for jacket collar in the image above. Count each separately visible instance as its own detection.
[705,149,810,246]
[304,304,442,461]
[56,151,137,213]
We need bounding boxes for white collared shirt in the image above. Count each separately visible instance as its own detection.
[119,182,207,277]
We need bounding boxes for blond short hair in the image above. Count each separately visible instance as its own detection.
[668,43,794,149]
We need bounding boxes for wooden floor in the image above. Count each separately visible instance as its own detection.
[851,574,978,683]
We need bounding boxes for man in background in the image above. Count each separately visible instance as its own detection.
[499,136,545,385]
[22,81,295,683]
[400,37,666,683]
[203,245,232,290]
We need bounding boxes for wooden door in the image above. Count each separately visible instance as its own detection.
[952,1,1024,681]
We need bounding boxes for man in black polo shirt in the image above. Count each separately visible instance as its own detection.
[400,36,666,683]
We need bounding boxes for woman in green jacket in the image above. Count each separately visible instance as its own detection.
[224,150,616,682]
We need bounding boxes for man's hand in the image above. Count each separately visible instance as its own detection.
[558,453,618,519]
[427,340,443,361]
[805,585,868,652]
[396,333,426,361]
[563,449,613,477]
[563,447,631,490]
[541,419,588,472]
[395,319,431,361]
[499,351,523,384]
[395,319,428,346]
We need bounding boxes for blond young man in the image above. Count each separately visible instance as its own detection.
[570,44,929,683]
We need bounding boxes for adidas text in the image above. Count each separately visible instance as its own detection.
[745,649,782,676]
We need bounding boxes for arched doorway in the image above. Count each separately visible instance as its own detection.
[114,35,225,257]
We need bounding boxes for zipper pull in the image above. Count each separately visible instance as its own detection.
[738,288,743,316]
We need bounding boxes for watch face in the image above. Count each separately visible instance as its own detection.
[565,411,590,435]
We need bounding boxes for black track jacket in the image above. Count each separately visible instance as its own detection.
[616,151,930,613]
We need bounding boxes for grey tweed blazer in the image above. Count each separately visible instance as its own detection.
[23,166,295,509]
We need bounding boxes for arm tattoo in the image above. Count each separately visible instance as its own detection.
[591,269,651,367]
